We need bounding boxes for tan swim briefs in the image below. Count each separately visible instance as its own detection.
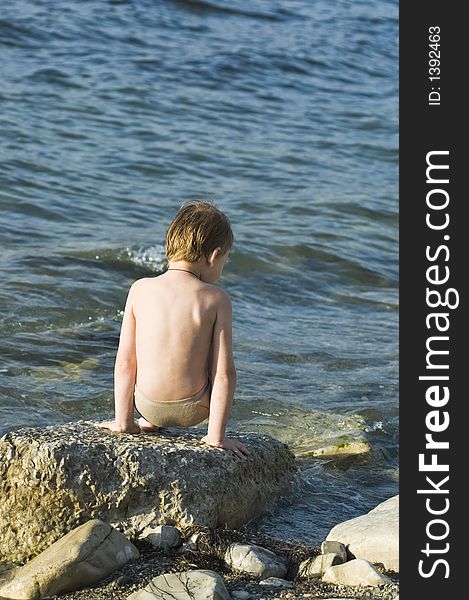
[134,379,210,427]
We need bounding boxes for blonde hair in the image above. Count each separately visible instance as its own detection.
[166,200,234,262]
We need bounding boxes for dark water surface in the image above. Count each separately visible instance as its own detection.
[0,0,398,544]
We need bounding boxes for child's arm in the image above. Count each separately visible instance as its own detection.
[98,283,140,433]
[202,291,249,456]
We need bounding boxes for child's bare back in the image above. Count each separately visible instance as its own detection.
[132,273,226,405]
[98,200,249,457]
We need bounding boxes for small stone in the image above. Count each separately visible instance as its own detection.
[225,543,288,579]
[231,591,251,600]
[110,575,128,588]
[259,577,293,588]
[299,553,343,578]
[127,569,230,600]
[322,559,390,587]
[140,525,182,553]
[179,532,200,552]
[321,541,348,562]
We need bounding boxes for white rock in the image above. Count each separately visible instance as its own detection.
[321,541,348,562]
[299,553,342,578]
[326,495,399,571]
[259,577,293,588]
[140,525,182,552]
[322,559,390,587]
[0,519,139,600]
[127,570,230,600]
[225,543,288,579]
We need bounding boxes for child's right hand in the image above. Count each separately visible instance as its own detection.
[96,420,141,434]
[201,435,250,458]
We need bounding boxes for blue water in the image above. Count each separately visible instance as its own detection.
[0,0,398,544]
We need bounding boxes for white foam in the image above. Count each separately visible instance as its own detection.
[120,244,167,271]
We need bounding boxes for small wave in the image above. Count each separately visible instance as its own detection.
[167,0,289,21]
[27,68,83,89]
[118,245,167,271]
[0,18,44,48]
[365,421,385,433]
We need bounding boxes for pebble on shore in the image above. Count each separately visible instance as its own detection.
[0,525,399,600]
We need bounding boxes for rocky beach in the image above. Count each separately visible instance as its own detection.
[0,423,398,600]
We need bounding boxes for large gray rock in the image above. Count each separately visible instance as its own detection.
[127,570,230,600]
[322,559,390,587]
[326,496,399,572]
[0,519,139,600]
[0,421,295,564]
[224,543,288,579]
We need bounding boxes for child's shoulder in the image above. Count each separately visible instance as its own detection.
[128,277,153,292]
[203,283,232,310]
[129,277,230,304]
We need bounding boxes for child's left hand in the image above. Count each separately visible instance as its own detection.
[96,420,141,434]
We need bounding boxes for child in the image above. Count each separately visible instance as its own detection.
[98,200,249,458]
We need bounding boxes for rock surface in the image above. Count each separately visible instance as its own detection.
[298,553,342,578]
[140,525,182,553]
[126,569,230,600]
[322,559,390,587]
[321,541,348,563]
[0,421,295,564]
[224,543,288,579]
[237,402,370,457]
[326,496,399,572]
[230,592,251,600]
[259,577,293,588]
[0,519,139,600]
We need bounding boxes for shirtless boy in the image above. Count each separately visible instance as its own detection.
[98,200,249,457]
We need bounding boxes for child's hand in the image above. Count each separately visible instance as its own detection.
[96,420,141,434]
[201,435,250,458]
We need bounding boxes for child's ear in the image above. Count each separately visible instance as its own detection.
[207,248,222,264]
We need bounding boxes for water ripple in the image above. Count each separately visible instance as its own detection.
[0,0,398,540]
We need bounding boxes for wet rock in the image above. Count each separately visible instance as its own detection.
[259,576,293,588]
[0,421,295,563]
[322,559,390,587]
[140,525,182,553]
[126,569,230,600]
[238,402,370,457]
[298,553,343,578]
[321,540,348,562]
[0,519,139,600]
[326,495,399,571]
[224,543,288,578]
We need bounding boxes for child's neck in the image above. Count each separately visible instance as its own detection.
[167,260,204,280]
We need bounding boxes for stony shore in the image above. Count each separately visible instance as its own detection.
[0,424,398,599]
[38,527,398,600]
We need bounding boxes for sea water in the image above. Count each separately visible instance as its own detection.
[0,0,398,544]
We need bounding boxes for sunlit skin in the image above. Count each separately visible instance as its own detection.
[98,247,249,458]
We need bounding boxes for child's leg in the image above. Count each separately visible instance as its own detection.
[137,417,161,433]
